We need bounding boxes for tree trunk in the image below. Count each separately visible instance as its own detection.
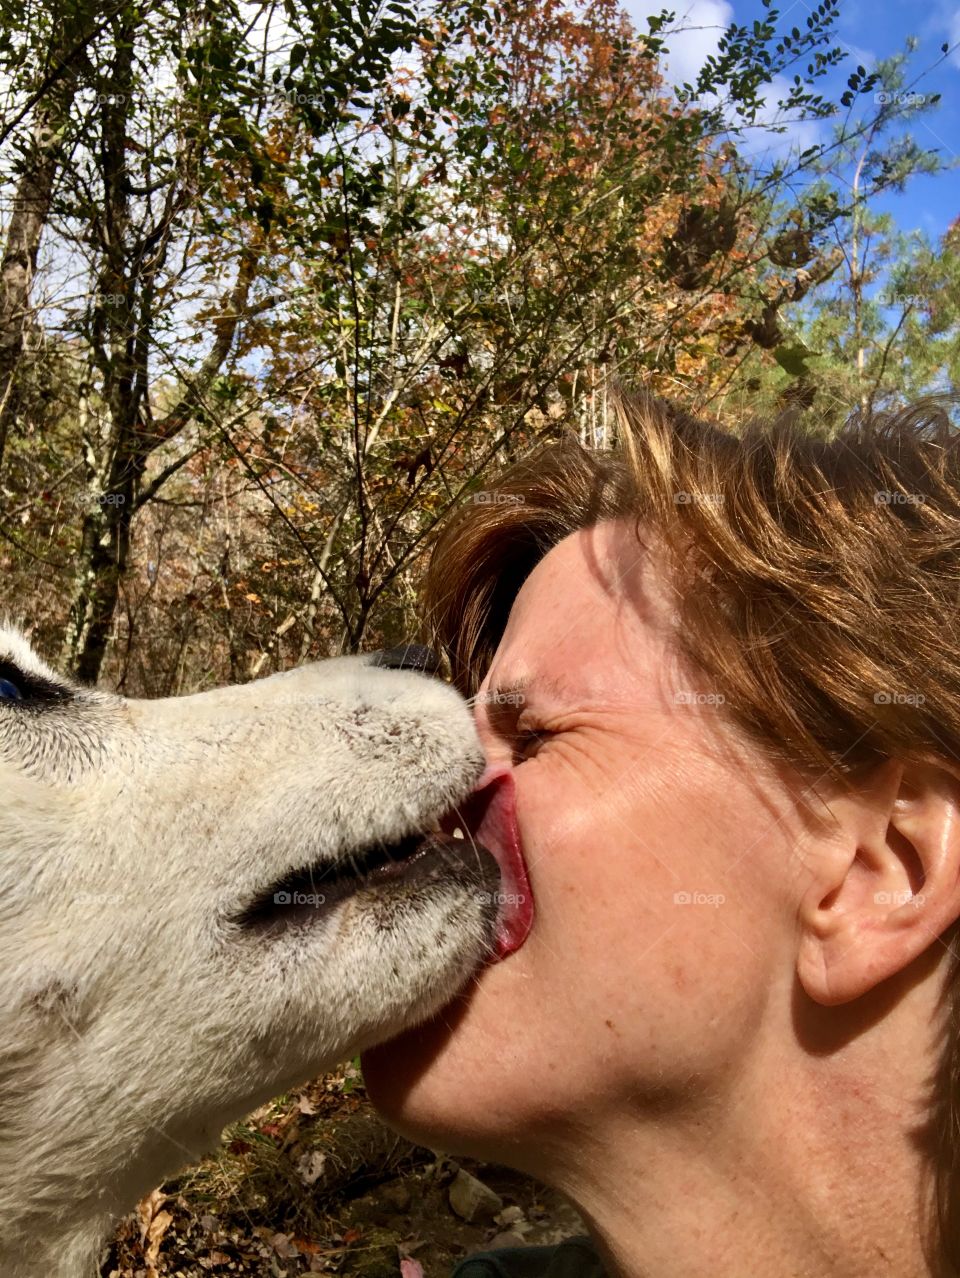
[62,242,264,682]
[63,452,147,684]
[0,13,89,470]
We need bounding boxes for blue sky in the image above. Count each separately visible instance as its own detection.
[621,0,960,240]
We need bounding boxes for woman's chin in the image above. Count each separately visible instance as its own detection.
[361,989,478,1143]
[362,941,540,1156]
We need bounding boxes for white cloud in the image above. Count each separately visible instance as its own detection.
[841,42,877,71]
[618,0,824,166]
[734,73,825,164]
[621,0,734,89]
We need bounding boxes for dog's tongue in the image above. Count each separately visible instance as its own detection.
[460,766,534,960]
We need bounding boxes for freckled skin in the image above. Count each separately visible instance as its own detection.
[366,522,802,1150]
[365,520,946,1278]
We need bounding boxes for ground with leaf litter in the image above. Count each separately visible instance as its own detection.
[101,1064,585,1277]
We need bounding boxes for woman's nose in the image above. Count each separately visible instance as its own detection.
[370,644,441,674]
[472,688,515,767]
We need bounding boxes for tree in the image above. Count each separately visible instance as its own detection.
[0,0,102,469]
[719,39,959,430]
[0,0,917,686]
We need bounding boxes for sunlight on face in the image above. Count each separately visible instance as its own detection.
[364,520,808,1173]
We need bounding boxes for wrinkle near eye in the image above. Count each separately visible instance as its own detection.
[514,724,550,763]
[482,695,525,744]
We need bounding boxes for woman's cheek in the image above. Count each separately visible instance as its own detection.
[514,754,610,923]
[518,731,627,847]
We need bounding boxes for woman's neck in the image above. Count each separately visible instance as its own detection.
[542,1011,938,1278]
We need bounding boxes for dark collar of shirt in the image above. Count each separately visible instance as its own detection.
[451,1236,606,1278]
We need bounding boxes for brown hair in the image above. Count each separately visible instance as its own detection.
[421,388,960,1274]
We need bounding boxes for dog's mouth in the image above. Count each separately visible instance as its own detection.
[232,828,498,937]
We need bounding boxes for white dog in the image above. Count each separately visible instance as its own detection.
[0,629,501,1278]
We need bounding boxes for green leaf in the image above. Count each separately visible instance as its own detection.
[773,342,820,377]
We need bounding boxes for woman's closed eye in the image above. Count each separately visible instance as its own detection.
[478,684,556,762]
[511,720,551,763]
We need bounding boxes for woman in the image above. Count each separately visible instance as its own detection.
[363,390,960,1277]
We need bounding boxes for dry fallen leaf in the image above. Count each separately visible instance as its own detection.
[271,1231,301,1258]
[293,1235,322,1255]
[137,1187,173,1278]
[137,1188,167,1243]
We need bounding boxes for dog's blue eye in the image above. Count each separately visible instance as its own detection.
[0,677,22,701]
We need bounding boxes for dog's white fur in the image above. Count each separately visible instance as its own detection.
[0,629,497,1277]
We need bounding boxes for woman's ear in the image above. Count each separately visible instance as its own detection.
[797,758,960,1006]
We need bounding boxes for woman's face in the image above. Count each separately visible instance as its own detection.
[363,520,809,1173]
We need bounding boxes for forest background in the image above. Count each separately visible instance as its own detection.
[0,0,957,690]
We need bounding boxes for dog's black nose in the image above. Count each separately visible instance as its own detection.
[370,644,441,674]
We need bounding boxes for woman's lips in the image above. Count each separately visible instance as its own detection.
[447,764,534,960]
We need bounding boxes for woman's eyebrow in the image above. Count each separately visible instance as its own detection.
[484,673,569,706]
[489,676,530,701]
